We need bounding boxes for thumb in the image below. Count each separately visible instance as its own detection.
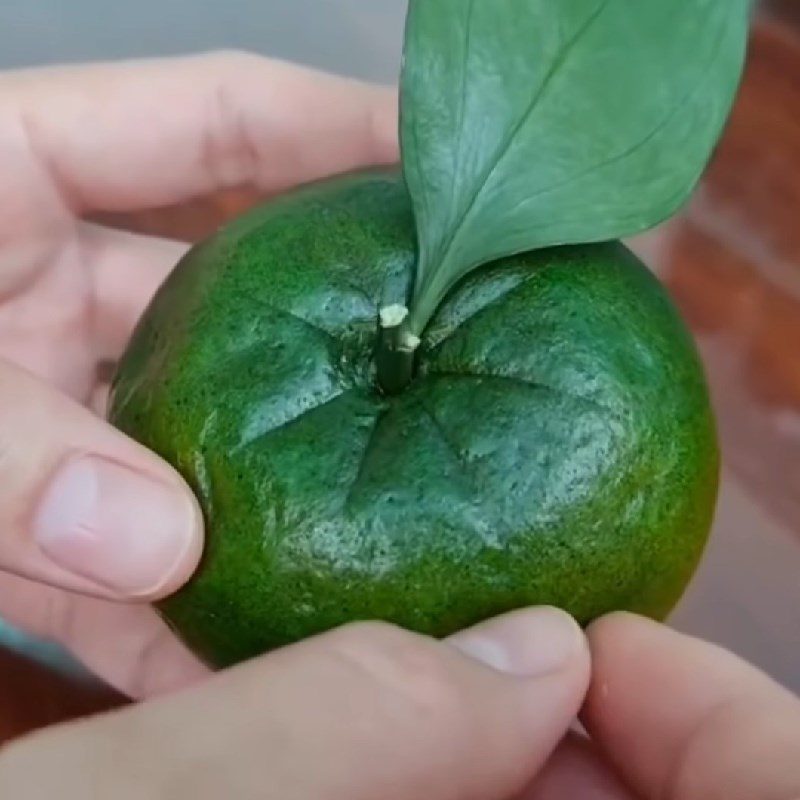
[583,613,800,800]
[0,360,202,600]
[0,608,590,800]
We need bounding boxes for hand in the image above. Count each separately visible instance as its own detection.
[526,613,800,799]
[0,608,591,799]
[2,610,798,799]
[0,52,397,698]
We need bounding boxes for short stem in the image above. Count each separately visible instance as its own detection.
[376,305,420,395]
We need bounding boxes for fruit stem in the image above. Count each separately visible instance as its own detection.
[376,304,420,395]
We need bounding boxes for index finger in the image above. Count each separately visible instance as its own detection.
[582,613,800,800]
[4,51,398,214]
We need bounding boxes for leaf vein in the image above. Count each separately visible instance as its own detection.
[443,0,477,282]
[423,0,610,282]
[508,9,737,217]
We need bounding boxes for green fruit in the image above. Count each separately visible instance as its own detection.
[110,171,718,669]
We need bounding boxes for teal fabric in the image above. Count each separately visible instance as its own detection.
[0,618,88,678]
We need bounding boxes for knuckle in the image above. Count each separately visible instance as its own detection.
[0,367,24,477]
[667,697,797,800]
[0,362,46,489]
[201,58,263,189]
[330,621,470,734]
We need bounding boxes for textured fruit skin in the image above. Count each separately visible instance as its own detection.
[110,170,719,669]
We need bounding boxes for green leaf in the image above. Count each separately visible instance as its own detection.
[400,0,750,334]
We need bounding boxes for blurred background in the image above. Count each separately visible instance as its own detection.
[0,0,797,742]
[0,0,406,82]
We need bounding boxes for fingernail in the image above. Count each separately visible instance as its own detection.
[33,455,198,597]
[449,607,585,677]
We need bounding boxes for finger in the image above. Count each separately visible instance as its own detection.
[519,733,634,800]
[0,359,203,602]
[0,608,590,800]
[80,222,189,360]
[8,51,398,214]
[583,613,800,800]
[0,570,208,699]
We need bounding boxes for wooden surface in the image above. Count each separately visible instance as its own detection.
[765,0,800,27]
[2,11,799,744]
[654,18,800,534]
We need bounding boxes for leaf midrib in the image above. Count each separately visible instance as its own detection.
[421,0,611,286]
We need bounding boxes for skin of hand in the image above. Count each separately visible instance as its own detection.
[526,614,800,800]
[0,611,797,800]
[0,51,398,698]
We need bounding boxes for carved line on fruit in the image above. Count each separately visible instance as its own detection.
[255,300,339,343]
[425,371,613,416]
[421,268,535,351]
[232,388,351,455]
[418,400,484,494]
[343,406,387,513]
